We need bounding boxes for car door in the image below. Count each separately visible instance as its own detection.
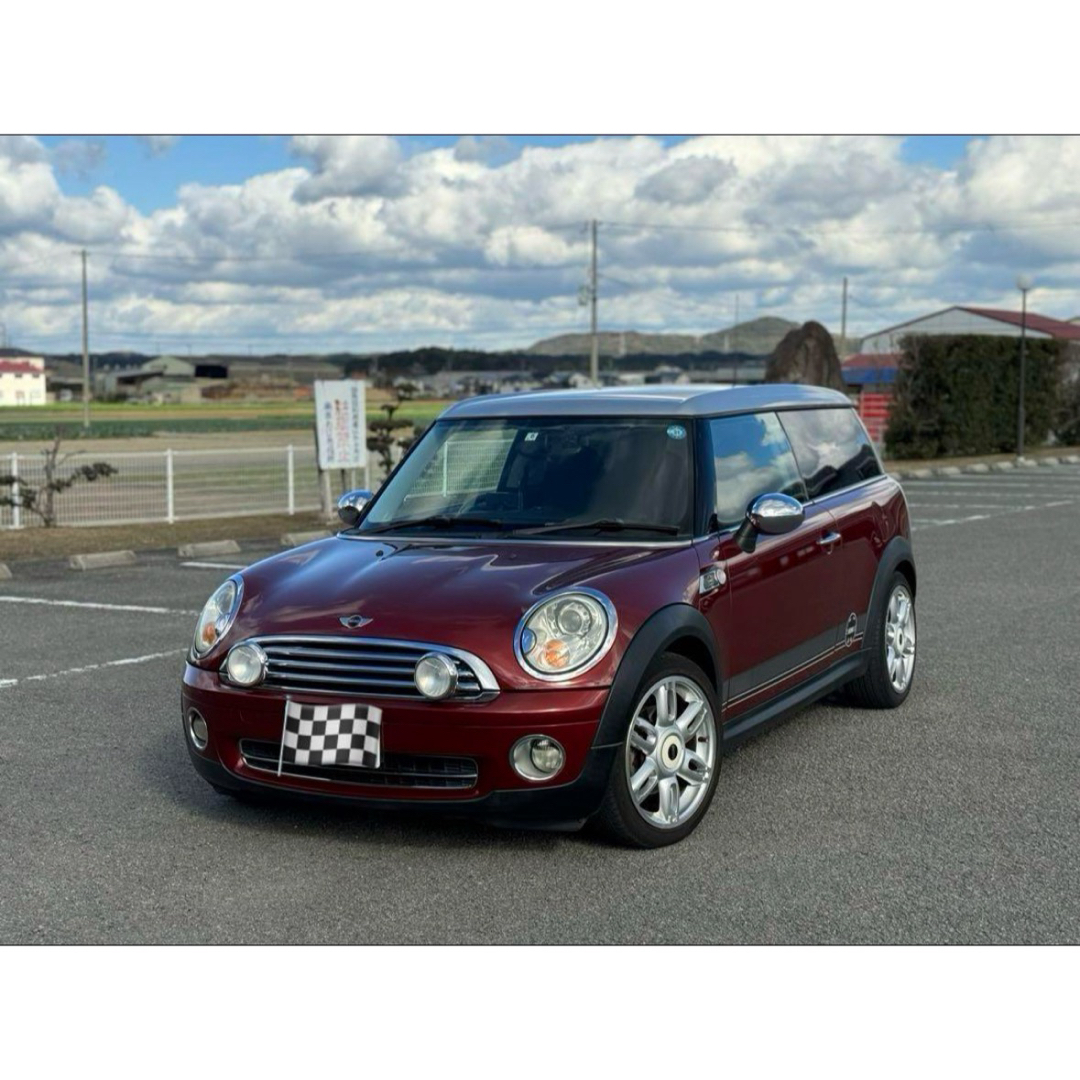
[778,407,890,649]
[697,411,849,721]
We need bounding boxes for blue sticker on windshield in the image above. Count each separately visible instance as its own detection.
[666,424,687,440]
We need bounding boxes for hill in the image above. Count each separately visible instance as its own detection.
[526,316,801,358]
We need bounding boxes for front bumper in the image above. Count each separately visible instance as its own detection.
[182,663,616,827]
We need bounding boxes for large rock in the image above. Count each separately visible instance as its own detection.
[764,320,846,391]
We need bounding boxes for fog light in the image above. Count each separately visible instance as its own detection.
[511,735,566,782]
[187,708,209,750]
[225,641,267,686]
[414,653,458,700]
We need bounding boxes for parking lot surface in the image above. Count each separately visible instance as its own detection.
[1,465,1078,943]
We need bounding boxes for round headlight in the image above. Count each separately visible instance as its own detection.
[225,641,267,686]
[515,589,616,680]
[414,653,458,700]
[192,578,241,659]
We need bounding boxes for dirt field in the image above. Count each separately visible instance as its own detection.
[0,511,329,563]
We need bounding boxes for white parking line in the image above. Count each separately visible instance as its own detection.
[910,498,1073,532]
[0,595,197,616]
[180,561,246,570]
[0,648,187,690]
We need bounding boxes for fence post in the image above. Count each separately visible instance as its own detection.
[10,452,21,529]
[165,449,175,524]
[286,444,295,516]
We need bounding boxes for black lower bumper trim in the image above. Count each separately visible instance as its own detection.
[187,743,618,831]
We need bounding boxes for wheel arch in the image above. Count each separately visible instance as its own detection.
[592,604,720,748]
[866,536,917,630]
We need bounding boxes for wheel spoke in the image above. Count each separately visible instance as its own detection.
[655,680,676,725]
[630,717,658,754]
[677,749,710,787]
[630,758,659,803]
[674,699,704,739]
[658,777,681,824]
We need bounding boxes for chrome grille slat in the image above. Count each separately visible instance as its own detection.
[268,658,420,676]
[246,634,496,700]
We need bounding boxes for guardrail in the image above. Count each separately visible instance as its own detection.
[0,446,376,529]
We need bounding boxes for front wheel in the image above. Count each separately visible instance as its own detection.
[844,572,916,708]
[595,653,721,848]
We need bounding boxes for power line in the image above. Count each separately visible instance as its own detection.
[602,216,1080,238]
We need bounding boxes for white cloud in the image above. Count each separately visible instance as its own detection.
[51,138,107,179]
[4,135,1080,353]
[137,135,180,157]
[290,135,403,201]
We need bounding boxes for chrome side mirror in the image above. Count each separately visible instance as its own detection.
[733,492,804,553]
[337,489,373,528]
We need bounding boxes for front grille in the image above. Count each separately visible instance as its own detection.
[239,739,478,789]
[249,635,496,701]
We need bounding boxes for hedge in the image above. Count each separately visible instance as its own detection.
[885,334,1061,459]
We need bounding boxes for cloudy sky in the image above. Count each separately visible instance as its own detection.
[2,134,1079,355]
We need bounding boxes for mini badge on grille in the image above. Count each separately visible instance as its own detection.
[339,615,372,629]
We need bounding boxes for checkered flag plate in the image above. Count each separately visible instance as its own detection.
[280,700,382,770]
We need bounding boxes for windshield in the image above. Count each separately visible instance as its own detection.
[359,416,694,539]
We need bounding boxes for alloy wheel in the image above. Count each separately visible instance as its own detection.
[884,584,916,693]
[625,675,717,829]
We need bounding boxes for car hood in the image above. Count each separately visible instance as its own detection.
[228,534,698,688]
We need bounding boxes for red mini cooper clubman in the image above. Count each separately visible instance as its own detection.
[183,384,916,847]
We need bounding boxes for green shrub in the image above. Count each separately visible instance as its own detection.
[885,334,1062,459]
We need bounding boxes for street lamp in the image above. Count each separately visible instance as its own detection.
[1016,275,1033,461]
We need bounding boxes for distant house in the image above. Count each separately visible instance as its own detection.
[860,306,1080,353]
[0,349,47,406]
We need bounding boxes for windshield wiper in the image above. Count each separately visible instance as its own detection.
[514,518,680,537]
[362,514,510,535]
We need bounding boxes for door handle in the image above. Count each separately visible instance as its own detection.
[817,531,841,550]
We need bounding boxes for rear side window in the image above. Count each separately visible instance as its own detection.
[708,412,806,528]
[779,407,882,500]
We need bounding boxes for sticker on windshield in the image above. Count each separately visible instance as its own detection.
[525,431,539,442]
[666,424,687,441]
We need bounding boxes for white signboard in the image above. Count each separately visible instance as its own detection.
[314,379,367,470]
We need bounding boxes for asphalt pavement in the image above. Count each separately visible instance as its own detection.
[1,465,1078,943]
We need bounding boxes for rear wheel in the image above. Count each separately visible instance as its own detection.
[844,572,916,708]
[595,653,721,848]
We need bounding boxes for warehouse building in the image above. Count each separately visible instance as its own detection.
[859,306,1080,353]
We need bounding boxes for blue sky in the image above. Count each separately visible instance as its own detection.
[38,135,979,214]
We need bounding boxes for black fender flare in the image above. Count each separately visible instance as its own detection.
[864,535,917,638]
[592,603,720,748]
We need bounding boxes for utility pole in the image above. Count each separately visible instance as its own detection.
[841,276,848,354]
[589,218,599,385]
[1017,277,1032,460]
[80,248,90,431]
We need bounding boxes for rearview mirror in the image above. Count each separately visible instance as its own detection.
[733,492,804,553]
[337,489,373,528]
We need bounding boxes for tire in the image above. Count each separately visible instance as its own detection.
[594,652,722,848]
[843,571,916,709]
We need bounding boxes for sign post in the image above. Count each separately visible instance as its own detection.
[313,380,368,515]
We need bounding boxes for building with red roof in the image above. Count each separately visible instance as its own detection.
[0,348,47,406]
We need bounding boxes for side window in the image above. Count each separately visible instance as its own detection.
[708,412,807,529]
[779,407,882,500]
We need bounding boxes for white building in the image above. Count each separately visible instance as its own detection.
[0,351,47,406]
[860,305,1080,353]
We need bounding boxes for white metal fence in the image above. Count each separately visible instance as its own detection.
[0,445,375,529]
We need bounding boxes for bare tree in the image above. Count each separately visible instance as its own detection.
[0,431,118,527]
